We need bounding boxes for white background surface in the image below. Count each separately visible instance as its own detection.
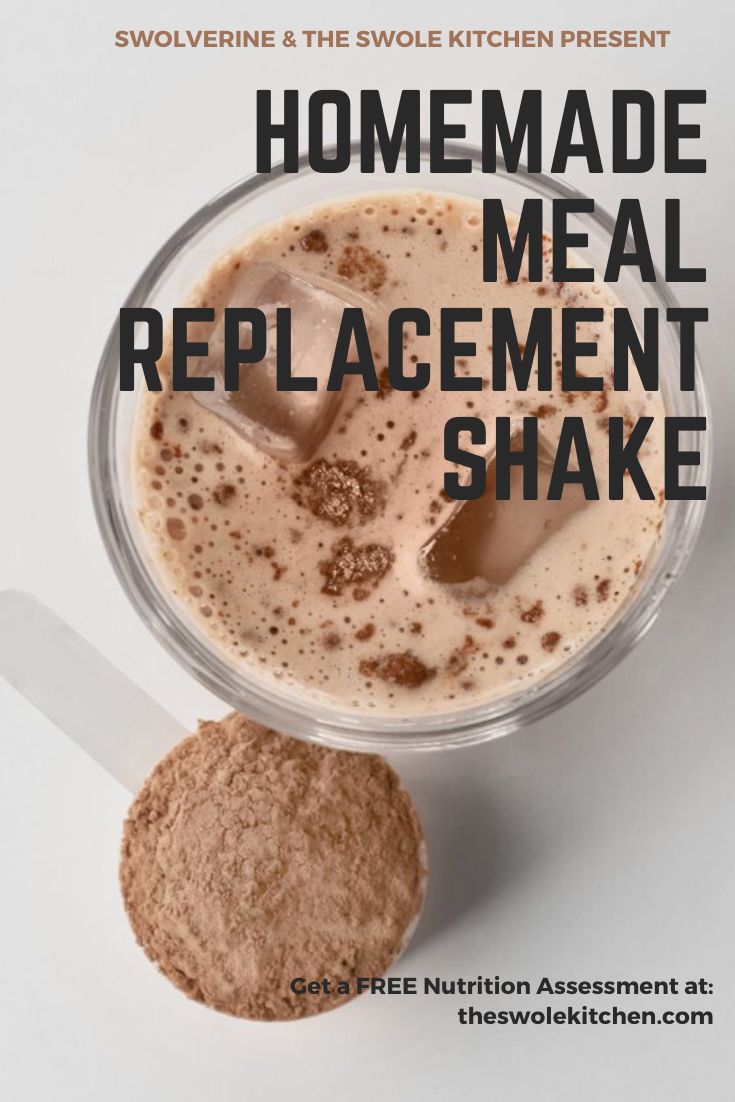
[1,1,733,1098]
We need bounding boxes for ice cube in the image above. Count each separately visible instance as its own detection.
[191,263,380,462]
[421,434,589,587]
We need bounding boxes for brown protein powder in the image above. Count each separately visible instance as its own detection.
[120,712,426,1021]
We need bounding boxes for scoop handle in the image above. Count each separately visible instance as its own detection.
[0,590,186,793]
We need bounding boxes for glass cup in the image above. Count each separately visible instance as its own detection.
[88,143,710,751]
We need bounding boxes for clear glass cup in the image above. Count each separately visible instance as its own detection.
[88,143,711,752]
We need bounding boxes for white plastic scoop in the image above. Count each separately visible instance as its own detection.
[0,590,186,793]
[0,590,429,970]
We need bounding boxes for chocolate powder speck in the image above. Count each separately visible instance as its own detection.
[520,600,545,624]
[300,228,328,253]
[358,652,435,689]
[120,713,425,1022]
[530,404,557,419]
[336,244,387,292]
[150,419,164,441]
[446,635,478,677]
[376,366,393,399]
[541,631,561,652]
[319,537,394,597]
[212,482,236,505]
[293,459,386,528]
[573,585,589,607]
[596,578,611,602]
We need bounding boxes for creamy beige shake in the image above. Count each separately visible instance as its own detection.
[132,190,665,715]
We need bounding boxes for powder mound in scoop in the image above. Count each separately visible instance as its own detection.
[120,712,426,1022]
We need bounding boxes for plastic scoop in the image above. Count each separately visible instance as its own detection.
[0,590,186,793]
[0,590,429,974]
